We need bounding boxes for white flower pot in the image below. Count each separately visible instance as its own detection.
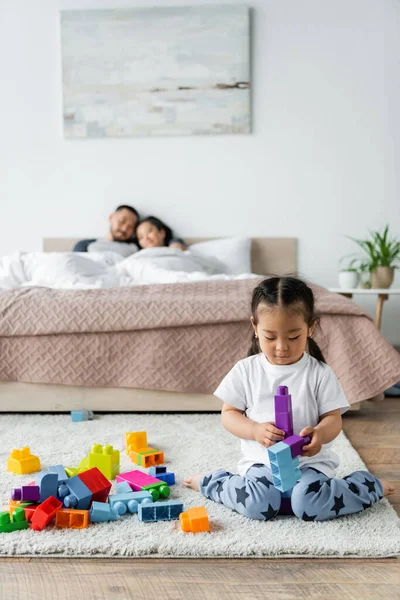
[338,271,359,289]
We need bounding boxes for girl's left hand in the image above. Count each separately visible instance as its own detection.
[299,427,322,457]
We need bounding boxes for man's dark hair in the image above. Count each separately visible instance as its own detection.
[115,205,139,219]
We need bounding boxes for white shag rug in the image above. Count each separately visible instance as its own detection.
[0,413,399,559]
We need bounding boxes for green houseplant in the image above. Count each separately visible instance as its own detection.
[347,225,400,289]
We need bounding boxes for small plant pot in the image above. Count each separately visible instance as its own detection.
[338,270,360,289]
[370,266,395,289]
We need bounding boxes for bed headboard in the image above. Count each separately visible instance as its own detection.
[43,237,297,276]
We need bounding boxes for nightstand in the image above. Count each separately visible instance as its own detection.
[328,288,400,329]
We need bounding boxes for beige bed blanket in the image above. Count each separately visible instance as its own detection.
[0,280,399,404]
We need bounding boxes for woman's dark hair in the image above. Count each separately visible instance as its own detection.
[136,216,173,247]
[248,276,326,363]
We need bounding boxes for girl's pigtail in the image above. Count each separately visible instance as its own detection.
[247,332,260,357]
[308,337,326,364]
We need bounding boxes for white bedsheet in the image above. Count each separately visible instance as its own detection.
[0,248,258,289]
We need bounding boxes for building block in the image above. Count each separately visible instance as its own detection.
[109,490,152,515]
[8,503,39,523]
[47,465,69,485]
[55,509,89,529]
[283,435,311,458]
[77,467,112,504]
[30,496,63,531]
[274,386,293,437]
[90,501,119,523]
[65,467,78,478]
[180,506,210,533]
[116,470,170,501]
[128,448,165,468]
[63,475,92,510]
[115,481,132,494]
[11,485,40,503]
[0,508,29,533]
[7,447,41,475]
[138,500,184,523]
[149,466,175,485]
[268,442,301,492]
[35,472,59,503]
[125,431,148,454]
[71,409,94,422]
[79,444,120,480]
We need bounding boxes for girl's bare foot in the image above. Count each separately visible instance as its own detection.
[183,474,204,492]
[381,478,395,497]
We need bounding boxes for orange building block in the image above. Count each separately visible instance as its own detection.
[180,506,210,533]
[128,448,164,468]
[55,509,89,529]
[7,447,41,474]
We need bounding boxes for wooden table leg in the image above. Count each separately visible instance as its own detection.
[375,294,388,329]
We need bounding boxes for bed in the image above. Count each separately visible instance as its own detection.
[0,237,399,412]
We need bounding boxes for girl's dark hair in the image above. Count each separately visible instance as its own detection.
[136,216,173,247]
[248,276,326,363]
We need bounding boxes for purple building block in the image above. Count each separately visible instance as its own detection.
[283,435,312,458]
[11,485,40,502]
[274,386,293,437]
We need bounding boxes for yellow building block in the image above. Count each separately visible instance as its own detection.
[180,506,210,533]
[87,444,120,480]
[125,431,147,455]
[7,447,41,475]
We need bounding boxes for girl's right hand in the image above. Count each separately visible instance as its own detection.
[253,422,285,448]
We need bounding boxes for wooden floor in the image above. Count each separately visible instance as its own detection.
[1,397,399,600]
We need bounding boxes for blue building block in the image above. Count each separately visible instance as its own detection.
[138,500,184,523]
[115,481,132,494]
[109,490,152,515]
[35,471,59,502]
[90,501,119,523]
[71,410,94,422]
[63,475,92,509]
[268,442,301,492]
[48,465,69,485]
[149,466,175,485]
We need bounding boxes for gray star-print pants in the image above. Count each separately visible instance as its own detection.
[200,464,384,521]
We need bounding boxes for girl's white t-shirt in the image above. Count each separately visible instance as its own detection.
[214,352,350,478]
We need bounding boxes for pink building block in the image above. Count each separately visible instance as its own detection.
[116,470,162,491]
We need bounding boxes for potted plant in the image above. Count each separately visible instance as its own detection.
[338,258,360,289]
[347,225,400,289]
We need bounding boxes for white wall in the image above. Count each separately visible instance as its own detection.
[1,0,399,342]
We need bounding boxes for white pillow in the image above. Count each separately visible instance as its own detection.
[188,237,252,275]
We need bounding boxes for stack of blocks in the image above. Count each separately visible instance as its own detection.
[267,386,311,492]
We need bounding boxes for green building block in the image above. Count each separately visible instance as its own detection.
[0,508,29,533]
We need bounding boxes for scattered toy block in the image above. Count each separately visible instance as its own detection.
[0,508,29,533]
[35,472,59,503]
[90,501,119,523]
[30,496,63,531]
[125,432,147,454]
[180,506,210,533]
[71,410,94,422]
[77,467,111,504]
[79,444,120,480]
[65,467,78,478]
[63,475,92,510]
[138,500,184,523]
[115,481,132,494]
[11,486,40,503]
[116,470,170,501]
[7,447,40,475]
[55,509,89,529]
[149,466,175,486]
[47,465,69,485]
[109,490,152,515]
[128,448,164,468]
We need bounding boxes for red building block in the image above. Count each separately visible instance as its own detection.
[78,467,111,503]
[30,496,63,531]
